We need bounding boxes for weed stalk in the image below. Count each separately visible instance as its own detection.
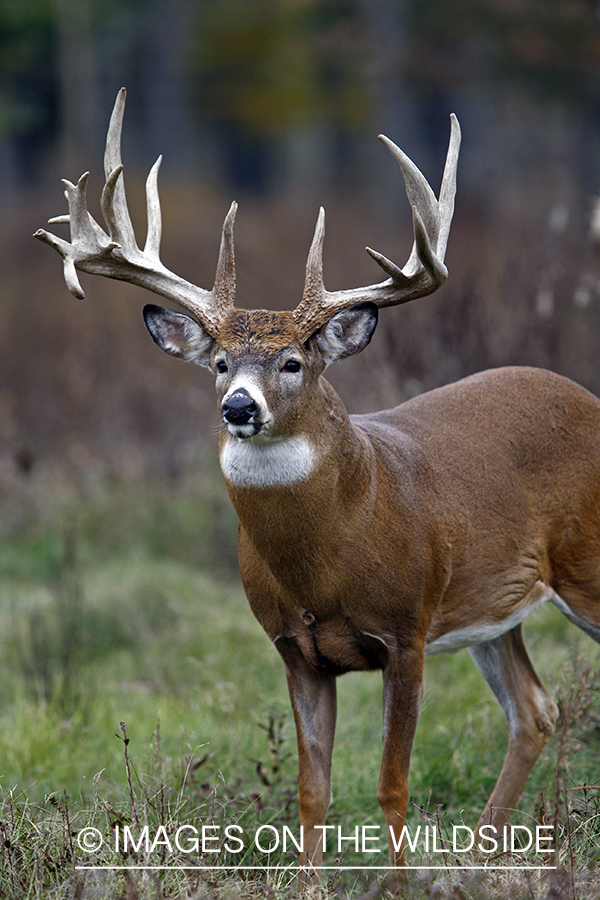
[117,721,140,827]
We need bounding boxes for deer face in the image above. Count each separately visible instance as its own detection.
[143,302,378,486]
[213,309,314,442]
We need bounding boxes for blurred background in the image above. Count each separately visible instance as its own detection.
[3,0,600,498]
[3,3,600,849]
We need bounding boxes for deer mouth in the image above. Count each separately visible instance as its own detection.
[226,422,261,439]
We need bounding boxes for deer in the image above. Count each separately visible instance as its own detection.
[36,89,600,891]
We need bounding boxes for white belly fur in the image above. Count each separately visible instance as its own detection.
[425,583,556,656]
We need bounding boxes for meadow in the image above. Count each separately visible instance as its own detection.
[2,159,600,898]
[1,462,599,900]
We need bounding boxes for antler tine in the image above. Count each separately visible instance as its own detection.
[34,89,236,338]
[103,87,137,251]
[144,155,163,260]
[213,200,237,312]
[293,114,461,340]
[436,113,461,263]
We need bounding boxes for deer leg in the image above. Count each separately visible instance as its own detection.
[277,638,337,891]
[377,647,425,878]
[469,624,558,834]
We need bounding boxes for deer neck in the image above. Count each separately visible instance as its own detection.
[219,378,373,552]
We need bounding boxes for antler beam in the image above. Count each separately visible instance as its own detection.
[34,88,236,338]
[293,114,461,340]
[37,88,460,344]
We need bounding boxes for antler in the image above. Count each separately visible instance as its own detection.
[34,88,236,338]
[293,114,461,340]
[37,89,459,342]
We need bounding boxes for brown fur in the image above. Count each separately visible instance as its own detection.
[220,353,600,886]
[219,309,301,355]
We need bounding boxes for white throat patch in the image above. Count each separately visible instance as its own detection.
[220,435,315,488]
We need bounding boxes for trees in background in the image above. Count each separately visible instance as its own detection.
[1,0,600,196]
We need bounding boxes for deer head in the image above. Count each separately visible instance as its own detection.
[36,90,460,457]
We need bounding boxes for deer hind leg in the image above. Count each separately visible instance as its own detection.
[550,589,600,644]
[468,624,559,833]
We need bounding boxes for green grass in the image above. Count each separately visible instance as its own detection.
[1,473,600,897]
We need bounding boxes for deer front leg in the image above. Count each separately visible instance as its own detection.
[276,638,337,892]
[378,647,424,881]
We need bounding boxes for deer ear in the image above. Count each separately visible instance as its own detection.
[143,304,214,368]
[314,302,378,367]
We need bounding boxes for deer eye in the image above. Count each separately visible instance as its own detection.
[282,360,301,373]
[216,360,228,374]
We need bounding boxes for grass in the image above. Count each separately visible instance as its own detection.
[1,469,600,898]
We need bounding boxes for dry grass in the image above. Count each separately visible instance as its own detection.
[1,478,600,899]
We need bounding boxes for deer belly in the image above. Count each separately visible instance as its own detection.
[424,580,555,656]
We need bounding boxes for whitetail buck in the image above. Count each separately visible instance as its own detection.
[37,89,600,888]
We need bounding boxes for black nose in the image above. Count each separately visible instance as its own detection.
[222,389,258,426]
